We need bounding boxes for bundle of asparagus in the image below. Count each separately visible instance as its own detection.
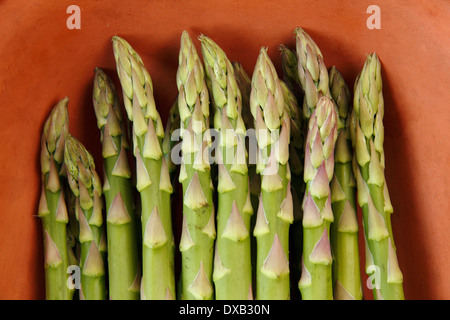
[37,27,405,301]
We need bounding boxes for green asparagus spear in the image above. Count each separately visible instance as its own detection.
[38,97,73,300]
[294,28,330,120]
[233,62,253,132]
[233,61,259,296]
[280,44,304,107]
[350,53,404,300]
[176,31,215,300]
[64,135,107,300]
[200,35,253,300]
[92,68,140,300]
[279,80,305,299]
[298,96,338,300]
[64,171,80,262]
[112,36,175,300]
[162,98,181,182]
[328,66,363,300]
[232,62,258,204]
[280,46,306,212]
[251,48,293,300]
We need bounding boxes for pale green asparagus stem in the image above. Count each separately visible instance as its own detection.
[200,35,253,300]
[298,96,338,300]
[65,135,107,300]
[38,97,73,300]
[250,48,293,300]
[176,31,215,300]
[350,53,404,300]
[92,68,140,300]
[328,66,363,300]
[112,36,175,300]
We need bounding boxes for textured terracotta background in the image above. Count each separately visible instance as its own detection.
[0,0,449,300]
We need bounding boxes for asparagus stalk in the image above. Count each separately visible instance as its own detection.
[294,27,330,120]
[328,66,363,300]
[233,62,254,132]
[298,96,338,300]
[350,53,404,300]
[294,29,337,299]
[280,44,304,107]
[162,98,181,182]
[200,35,253,300]
[176,31,215,300]
[279,80,305,299]
[233,61,259,296]
[38,97,73,300]
[64,178,81,278]
[92,68,140,300]
[280,46,306,210]
[233,62,258,198]
[112,36,175,300]
[250,48,293,300]
[64,135,107,300]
